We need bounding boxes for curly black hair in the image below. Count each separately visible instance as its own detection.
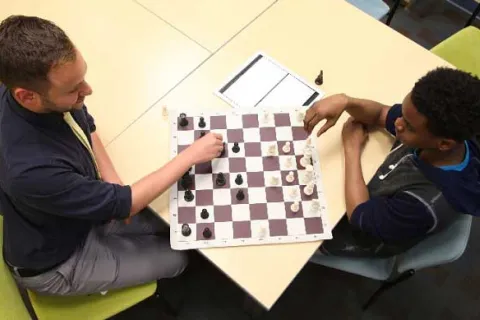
[411,67,480,141]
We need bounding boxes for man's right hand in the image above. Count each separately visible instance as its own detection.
[184,132,224,165]
[304,94,349,136]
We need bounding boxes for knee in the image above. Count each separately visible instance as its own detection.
[163,250,188,279]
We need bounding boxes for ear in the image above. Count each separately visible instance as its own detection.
[12,88,41,109]
[437,138,458,152]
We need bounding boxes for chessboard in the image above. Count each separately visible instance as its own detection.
[169,108,332,250]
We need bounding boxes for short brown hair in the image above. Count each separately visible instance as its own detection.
[0,15,76,92]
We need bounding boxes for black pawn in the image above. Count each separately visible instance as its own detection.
[181,224,191,237]
[232,142,240,153]
[216,173,226,187]
[235,174,243,185]
[198,117,206,128]
[236,189,245,201]
[184,189,194,202]
[200,131,206,137]
[315,70,323,85]
[203,227,212,239]
[179,113,189,127]
[201,209,209,219]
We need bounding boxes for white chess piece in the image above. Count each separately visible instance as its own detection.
[300,154,311,168]
[286,171,295,183]
[303,165,314,183]
[311,200,320,212]
[297,111,305,122]
[263,112,270,124]
[289,187,298,198]
[303,182,315,196]
[282,141,291,154]
[304,147,313,157]
[267,143,277,156]
[259,227,267,238]
[290,201,300,213]
[285,157,293,168]
[270,176,280,186]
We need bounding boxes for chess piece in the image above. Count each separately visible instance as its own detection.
[181,223,191,236]
[267,143,277,156]
[216,173,226,187]
[304,147,313,157]
[179,113,189,127]
[315,70,323,85]
[303,182,315,196]
[200,131,206,137]
[306,136,312,146]
[203,227,212,239]
[236,189,245,201]
[263,112,270,124]
[235,174,243,185]
[285,157,293,168]
[304,165,314,183]
[259,227,267,238]
[289,188,298,198]
[282,142,291,154]
[290,201,300,213]
[270,176,279,186]
[180,173,192,189]
[300,154,311,168]
[198,116,206,128]
[311,200,320,212]
[286,171,295,183]
[297,111,305,122]
[184,189,194,202]
[232,142,240,153]
[219,142,226,157]
[201,208,209,219]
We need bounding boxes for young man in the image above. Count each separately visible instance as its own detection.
[0,15,224,295]
[304,67,480,257]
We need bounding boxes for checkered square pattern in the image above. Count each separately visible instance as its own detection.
[171,110,330,250]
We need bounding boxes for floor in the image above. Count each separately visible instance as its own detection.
[108,2,480,320]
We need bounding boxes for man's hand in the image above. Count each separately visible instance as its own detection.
[304,94,349,136]
[184,132,224,164]
[342,117,368,154]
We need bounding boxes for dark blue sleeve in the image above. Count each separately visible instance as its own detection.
[350,192,435,242]
[82,105,96,133]
[10,162,131,221]
[385,104,402,136]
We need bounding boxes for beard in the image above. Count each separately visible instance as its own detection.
[40,95,84,113]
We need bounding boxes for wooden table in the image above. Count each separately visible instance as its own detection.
[107,0,451,309]
[1,0,209,145]
[135,0,277,51]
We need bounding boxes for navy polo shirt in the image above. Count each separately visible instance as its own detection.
[0,85,131,270]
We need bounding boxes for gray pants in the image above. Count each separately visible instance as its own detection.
[14,210,187,296]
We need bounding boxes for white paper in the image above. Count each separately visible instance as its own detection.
[257,74,316,107]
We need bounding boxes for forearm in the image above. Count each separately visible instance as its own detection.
[344,95,390,128]
[344,148,369,219]
[129,151,193,216]
[91,132,123,185]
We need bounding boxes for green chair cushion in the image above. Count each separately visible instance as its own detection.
[431,26,480,78]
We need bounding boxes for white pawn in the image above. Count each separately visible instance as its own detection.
[282,142,291,154]
[300,154,311,168]
[289,187,298,198]
[290,201,300,213]
[297,111,305,122]
[304,165,314,183]
[270,176,280,186]
[286,171,295,183]
[267,143,277,156]
[304,182,315,196]
[311,200,320,212]
[304,147,313,157]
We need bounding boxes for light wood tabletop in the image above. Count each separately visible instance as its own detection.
[1,0,209,145]
[107,0,451,309]
[135,0,277,52]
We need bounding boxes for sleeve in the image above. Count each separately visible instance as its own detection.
[385,104,402,136]
[350,191,436,243]
[10,162,131,221]
[82,105,96,133]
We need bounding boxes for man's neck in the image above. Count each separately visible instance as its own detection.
[419,142,466,167]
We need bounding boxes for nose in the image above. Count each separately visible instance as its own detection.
[81,81,93,96]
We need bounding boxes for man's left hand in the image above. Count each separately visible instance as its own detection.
[342,117,368,153]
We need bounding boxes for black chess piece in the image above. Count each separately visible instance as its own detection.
[219,142,226,157]
[232,142,240,153]
[180,174,192,189]
[201,209,209,219]
[181,224,191,237]
[179,113,189,127]
[236,189,245,201]
[203,227,212,239]
[216,173,226,187]
[184,189,194,202]
[235,174,243,185]
[198,117,206,128]
[315,70,323,85]
[200,131,206,137]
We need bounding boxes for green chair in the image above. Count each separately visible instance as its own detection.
[431,26,480,78]
[1,216,157,320]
